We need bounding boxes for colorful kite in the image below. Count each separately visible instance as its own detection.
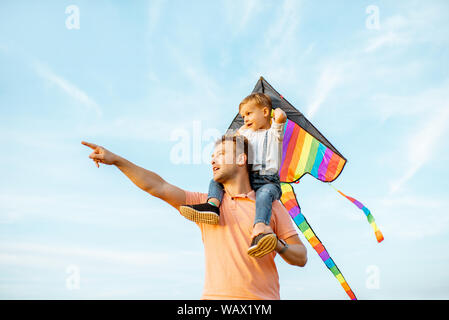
[228,77,383,300]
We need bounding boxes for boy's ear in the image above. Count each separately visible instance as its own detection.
[263,107,270,118]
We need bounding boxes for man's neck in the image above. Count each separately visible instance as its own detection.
[222,171,252,197]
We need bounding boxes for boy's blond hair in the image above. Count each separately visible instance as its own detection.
[239,93,272,114]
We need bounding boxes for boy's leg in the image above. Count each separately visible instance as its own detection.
[207,179,224,207]
[179,179,223,225]
[254,183,281,228]
[247,183,282,258]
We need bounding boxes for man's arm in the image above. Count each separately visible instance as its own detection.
[115,156,186,210]
[275,234,307,267]
[81,141,186,210]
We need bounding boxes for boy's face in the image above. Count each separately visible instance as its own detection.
[240,102,270,130]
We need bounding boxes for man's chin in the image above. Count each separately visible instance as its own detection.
[212,173,225,184]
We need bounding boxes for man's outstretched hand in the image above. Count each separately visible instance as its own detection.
[81,141,119,168]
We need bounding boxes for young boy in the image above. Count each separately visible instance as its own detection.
[180,93,287,257]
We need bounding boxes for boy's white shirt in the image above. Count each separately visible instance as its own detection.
[238,121,285,175]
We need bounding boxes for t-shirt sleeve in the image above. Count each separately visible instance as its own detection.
[270,121,285,142]
[272,200,299,240]
[184,190,209,205]
[182,190,209,229]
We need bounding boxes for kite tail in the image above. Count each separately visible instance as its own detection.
[280,183,357,300]
[329,183,384,243]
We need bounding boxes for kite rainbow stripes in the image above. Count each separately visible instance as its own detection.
[329,184,384,243]
[281,183,357,300]
[279,119,346,183]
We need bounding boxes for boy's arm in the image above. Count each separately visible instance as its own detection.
[270,109,286,141]
[81,141,186,210]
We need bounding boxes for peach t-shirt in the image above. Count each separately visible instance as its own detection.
[184,189,298,300]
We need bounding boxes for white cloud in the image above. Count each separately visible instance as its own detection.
[0,242,182,268]
[164,43,222,110]
[222,0,263,34]
[385,81,449,193]
[263,0,300,48]
[148,0,165,34]
[239,0,258,31]
[32,61,102,117]
[243,0,303,88]
[78,114,185,142]
[0,240,203,270]
[305,64,342,119]
[364,2,449,53]
[389,104,449,193]
[377,194,449,240]
[364,31,405,52]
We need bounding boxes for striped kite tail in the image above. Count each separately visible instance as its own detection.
[329,183,384,243]
[280,183,357,300]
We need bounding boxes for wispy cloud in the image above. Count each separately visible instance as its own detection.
[222,0,262,34]
[384,80,449,193]
[365,31,404,53]
[364,2,449,53]
[165,43,222,109]
[378,194,449,240]
[0,242,184,269]
[148,0,165,34]
[389,104,449,193]
[245,0,303,87]
[32,61,102,117]
[364,14,410,52]
[0,242,202,273]
[305,64,342,119]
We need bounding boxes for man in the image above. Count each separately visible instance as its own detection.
[81,134,307,300]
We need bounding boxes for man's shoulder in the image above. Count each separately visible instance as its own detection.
[271,200,298,239]
[272,200,288,214]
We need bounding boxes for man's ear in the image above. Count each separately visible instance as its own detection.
[236,153,247,167]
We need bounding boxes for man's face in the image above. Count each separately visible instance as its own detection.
[211,141,240,183]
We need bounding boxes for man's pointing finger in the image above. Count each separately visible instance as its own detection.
[81,141,99,150]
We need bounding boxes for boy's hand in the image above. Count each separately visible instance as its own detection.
[273,108,287,124]
[81,141,119,168]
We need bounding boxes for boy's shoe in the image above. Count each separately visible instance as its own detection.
[179,203,220,225]
[247,233,278,258]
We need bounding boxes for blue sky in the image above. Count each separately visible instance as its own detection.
[1,0,448,299]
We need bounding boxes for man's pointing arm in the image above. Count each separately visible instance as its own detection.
[81,141,186,210]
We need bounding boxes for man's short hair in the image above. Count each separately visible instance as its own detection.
[215,134,252,172]
[239,93,272,113]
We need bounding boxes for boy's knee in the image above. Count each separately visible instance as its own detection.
[257,188,276,202]
[261,184,281,197]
